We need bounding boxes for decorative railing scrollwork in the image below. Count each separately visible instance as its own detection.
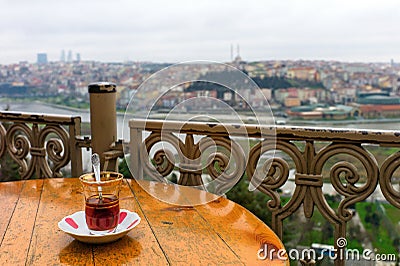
[314,143,379,222]
[6,123,34,179]
[0,111,83,180]
[39,124,72,178]
[380,151,400,208]
[0,123,6,158]
[139,129,246,194]
[247,140,299,212]
[141,131,179,182]
[129,119,400,266]
[200,136,245,194]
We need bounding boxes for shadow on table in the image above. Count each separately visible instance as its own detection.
[59,236,142,265]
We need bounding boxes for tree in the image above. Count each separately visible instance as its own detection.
[118,157,132,178]
[0,122,21,181]
[0,152,20,181]
[321,221,333,243]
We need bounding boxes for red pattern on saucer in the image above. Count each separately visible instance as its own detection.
[65,217,79,229]
[58,209,141,244]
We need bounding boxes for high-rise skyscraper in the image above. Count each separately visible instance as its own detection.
[76,53,81,62]
[37,53,48,64]
[60,50,65,62]
[67,50,73,62]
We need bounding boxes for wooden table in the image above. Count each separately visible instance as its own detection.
[0,178,288,265]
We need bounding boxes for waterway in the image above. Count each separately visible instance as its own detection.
[4,101,128,138]
[287,118,400,130]
[6,101,400,135]
[4,101,400,200]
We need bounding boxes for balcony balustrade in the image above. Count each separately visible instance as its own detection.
[0,111,85,179]
[129,118,400,266]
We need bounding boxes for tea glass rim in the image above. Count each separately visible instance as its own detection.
[79,171,123,187]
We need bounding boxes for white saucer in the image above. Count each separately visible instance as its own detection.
[58,209,141,244]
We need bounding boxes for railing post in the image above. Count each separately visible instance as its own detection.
[88,82,117,170]
[129,126,143,179]
[70,116,83,177]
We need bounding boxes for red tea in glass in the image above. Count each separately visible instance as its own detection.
[79,171,123,235]
[85,194,120,232]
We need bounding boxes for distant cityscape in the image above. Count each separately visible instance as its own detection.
[1,51,400,121]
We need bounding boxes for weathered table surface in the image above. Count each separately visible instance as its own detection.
[0,178,287,265]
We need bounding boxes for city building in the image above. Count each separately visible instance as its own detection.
[60,50,65,62]
[37,53,48,64]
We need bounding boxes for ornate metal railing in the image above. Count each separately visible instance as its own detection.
[129,118,400,265]
[0,111,86,180]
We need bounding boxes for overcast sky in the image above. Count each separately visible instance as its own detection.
[1,0,400,64]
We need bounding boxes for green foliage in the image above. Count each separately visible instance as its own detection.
[226,177,272,225]
[365,212,381,229]
[226,177,296,244]
[0,122,21,181]
[118,157,132,178]
[321,220,334,243]
[169,173,178,183]
[251,76,292,89]
[383,204,400,235]
[288,78,325,89]
[356,202,398,254]
[0,152,20,181]
[251,76,325,90]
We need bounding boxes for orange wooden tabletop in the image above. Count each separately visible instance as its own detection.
[0,178,288,265]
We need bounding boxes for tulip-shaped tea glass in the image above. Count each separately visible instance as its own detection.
[79,171,123,235]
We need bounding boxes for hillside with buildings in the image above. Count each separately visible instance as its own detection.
[1,56,400,121]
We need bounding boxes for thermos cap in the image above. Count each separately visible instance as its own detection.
[88,82,116,93]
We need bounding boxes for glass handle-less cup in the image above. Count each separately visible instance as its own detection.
[79,171,123,235]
